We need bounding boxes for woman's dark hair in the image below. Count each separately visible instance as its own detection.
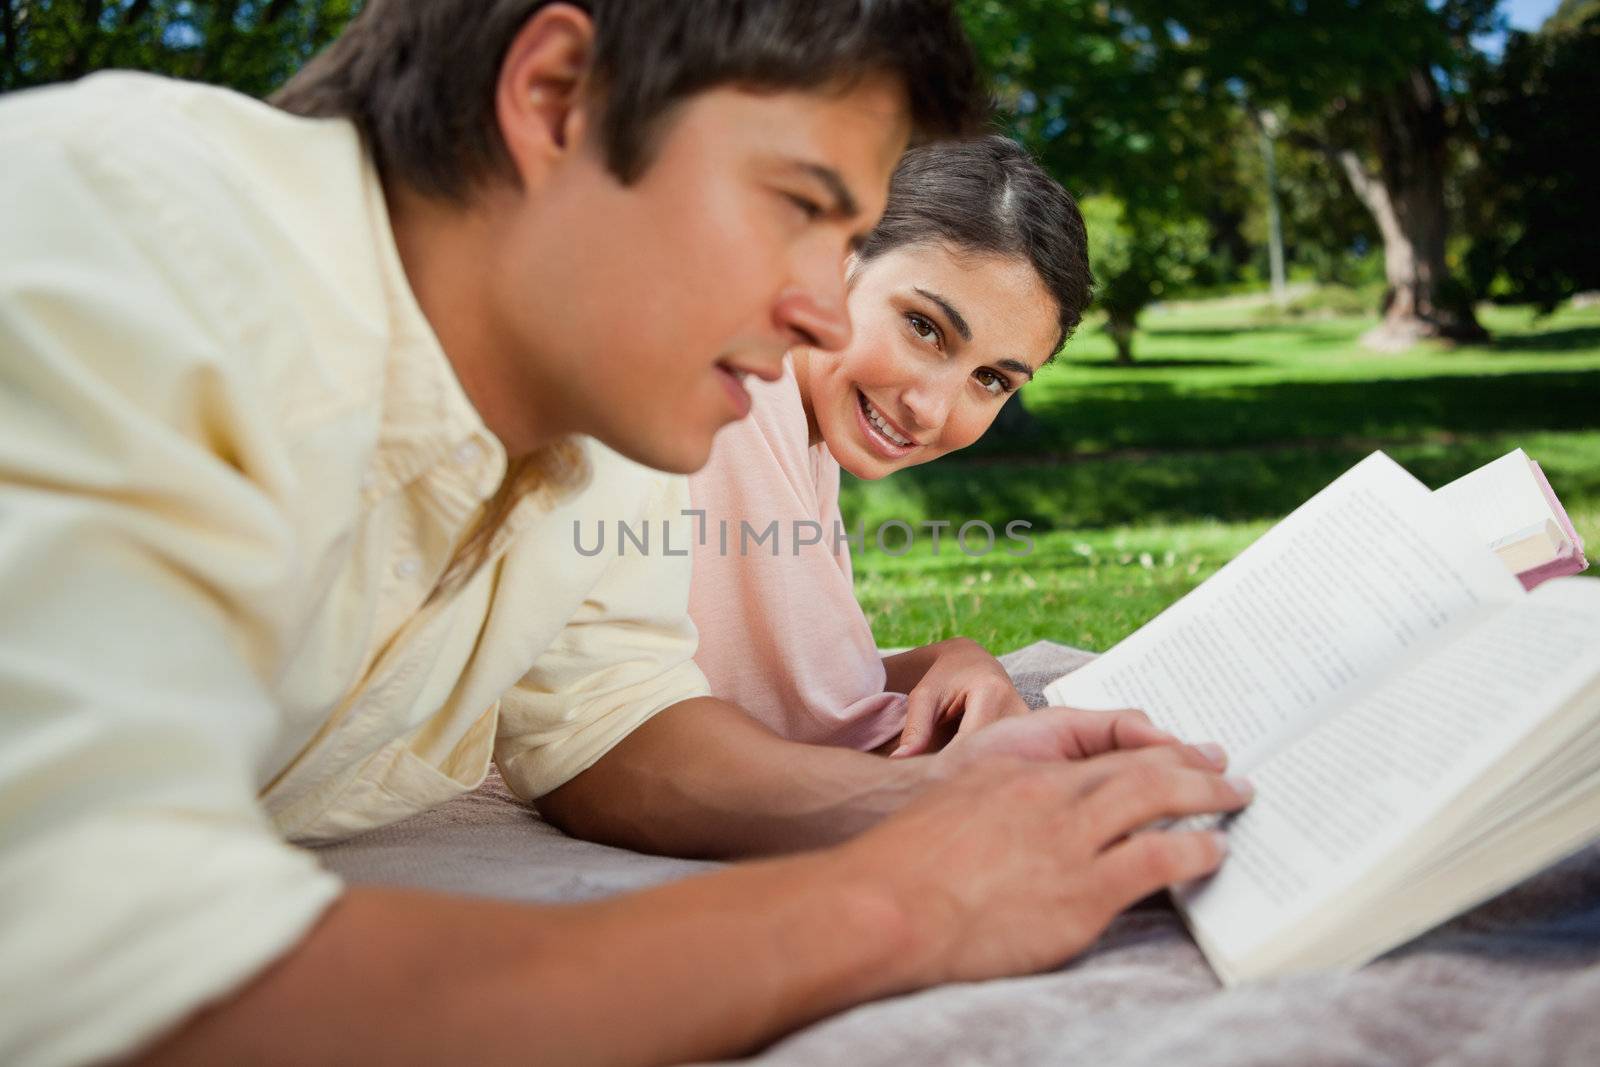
[856,135,1093,360]
[273,0,987,201]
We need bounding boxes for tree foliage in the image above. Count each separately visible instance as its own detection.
[1,0,361,97]
[1461,10,1600,311]
[1080,195,1210,363]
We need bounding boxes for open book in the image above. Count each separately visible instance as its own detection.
[1043,450,1598,985]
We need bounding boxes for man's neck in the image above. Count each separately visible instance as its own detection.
[385,181,564,459]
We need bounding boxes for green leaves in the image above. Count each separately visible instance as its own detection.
[2,0,363,96]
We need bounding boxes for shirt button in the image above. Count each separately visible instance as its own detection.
[453,442,482,467]
[393,557,421,580]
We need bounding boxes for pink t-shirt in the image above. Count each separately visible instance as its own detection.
[687,361,908,750]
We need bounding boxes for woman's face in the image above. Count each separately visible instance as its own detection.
[797,241,1061,480]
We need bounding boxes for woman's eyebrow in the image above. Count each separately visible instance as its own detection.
[997,358,1036,381]
[912,287,972,341]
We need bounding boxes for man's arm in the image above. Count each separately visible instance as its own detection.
[140,859,914,1067]
[144,745,1249,1067]
[536,696,928,856]
[535,695,1190,858]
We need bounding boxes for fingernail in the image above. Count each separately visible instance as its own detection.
[1211,831,1230,856]
[1227,776,1255,801]
[889,744,911,758]
[1198,742,1227,769]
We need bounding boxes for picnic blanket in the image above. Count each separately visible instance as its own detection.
[315,641,1600,1065]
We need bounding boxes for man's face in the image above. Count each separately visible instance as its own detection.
[490,77,911,473]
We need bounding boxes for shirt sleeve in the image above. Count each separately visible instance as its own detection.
[494,469,712,800]
[0,90,341,1067]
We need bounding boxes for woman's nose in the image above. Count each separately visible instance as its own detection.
[901,376,958,431]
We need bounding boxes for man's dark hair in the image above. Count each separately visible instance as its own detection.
[273,0,987,201]
[856,135,1093,360]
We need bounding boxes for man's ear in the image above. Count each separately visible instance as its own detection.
[496,3,595,187]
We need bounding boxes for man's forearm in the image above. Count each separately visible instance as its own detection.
[140,856,920,1067]
[536,697,929,858]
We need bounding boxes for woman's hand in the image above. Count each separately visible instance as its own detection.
[887,637,1033,757]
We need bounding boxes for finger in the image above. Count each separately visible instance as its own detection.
[1038,708,1175,758]
[952,688,1008,741]
[1119,706,1155,727]
[892,687,947,757]
[1050,734,1226,793]
[1082,765,1253,844]
[1091,829,1230,916]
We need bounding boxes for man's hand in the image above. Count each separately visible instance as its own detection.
[931,704,1199,775]
[837,741,1253,987]
[886,637,1031,757]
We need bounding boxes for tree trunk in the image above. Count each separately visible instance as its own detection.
[1336,68,1488,351]
[1106,308,1138,364]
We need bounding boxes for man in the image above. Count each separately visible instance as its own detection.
[0,2,1250,1064]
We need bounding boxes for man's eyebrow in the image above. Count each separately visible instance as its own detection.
[913,287,972,343]
[788,160,860,218]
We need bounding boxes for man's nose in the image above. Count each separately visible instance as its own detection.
[774,256,851,352]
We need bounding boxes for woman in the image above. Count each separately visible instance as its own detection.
[688,135,1093,756]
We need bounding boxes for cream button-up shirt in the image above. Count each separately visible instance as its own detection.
[0,73,709,1067]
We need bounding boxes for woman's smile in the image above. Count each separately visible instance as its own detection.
[855,388,918,457]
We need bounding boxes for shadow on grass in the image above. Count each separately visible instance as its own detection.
[1485,327,1600,354]
[1065,357,1266,370]
[843,436,1600,533]
[972,368,1600,455]
[1141,325,1323,340]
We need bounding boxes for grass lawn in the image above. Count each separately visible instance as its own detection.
[846,298,1600,653]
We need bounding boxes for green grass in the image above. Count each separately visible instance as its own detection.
[846,298,1600,653]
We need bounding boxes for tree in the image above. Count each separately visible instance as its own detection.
[1119,0,1497,350]
[960,0,1240,364]
[2,0,361,97]
[1460,10,1600,311]
[1081,196,1209,363]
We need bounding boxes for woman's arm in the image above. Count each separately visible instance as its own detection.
[883,637,1032,756]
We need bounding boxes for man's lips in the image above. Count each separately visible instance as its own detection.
[718,357,784,383]
[715,364,753,418]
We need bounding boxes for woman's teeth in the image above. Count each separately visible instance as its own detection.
[860,393,912,447]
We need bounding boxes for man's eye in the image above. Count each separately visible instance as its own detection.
[906,312,941,346]
[784,193,824,221]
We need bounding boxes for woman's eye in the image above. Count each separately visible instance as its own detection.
[906,312,942,347]
[974,368,1013,396]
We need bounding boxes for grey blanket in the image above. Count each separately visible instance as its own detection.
[315,641,1600,1065]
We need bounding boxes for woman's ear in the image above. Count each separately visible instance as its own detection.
[495,3,595,188]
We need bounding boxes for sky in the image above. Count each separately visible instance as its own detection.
[1473,0,1562,55]
[1503,0,1562,31]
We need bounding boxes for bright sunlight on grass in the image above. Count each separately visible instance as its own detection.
[846,297,1600,652]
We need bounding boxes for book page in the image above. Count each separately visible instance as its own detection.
[1432,449,1559,552]
[1178,578,1600,976]
[1045,453,1523,771]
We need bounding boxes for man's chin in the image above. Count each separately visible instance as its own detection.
[599,426,717,476]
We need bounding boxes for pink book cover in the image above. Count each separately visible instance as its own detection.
[1518,461,1590,591]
